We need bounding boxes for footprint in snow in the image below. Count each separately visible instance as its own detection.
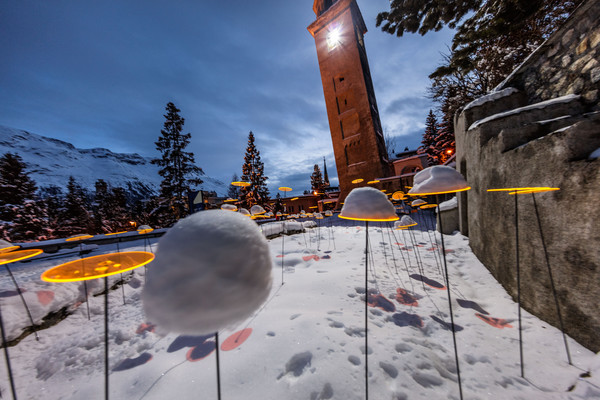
[391,312,423,328]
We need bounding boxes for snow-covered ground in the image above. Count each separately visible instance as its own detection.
[1,220,599,399]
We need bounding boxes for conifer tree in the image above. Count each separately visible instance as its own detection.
[152,102,203,224]
[310,164,325,195]
[239,132,270,208]
[273,193,284,215]
[0,153,37,221]
[0,152,50,241]
[435,114,456,164]
[227,173,241,199]
[54,176,94,237]
[93,179,110,233]
[418,110,440,165]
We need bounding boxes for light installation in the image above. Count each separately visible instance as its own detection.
[339,187,398,399]
[42,251,154,400]
[487,186,569,378]
[0,246,44,399]
[408,165,470,400]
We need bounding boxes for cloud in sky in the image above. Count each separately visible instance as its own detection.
[0,0,453,196]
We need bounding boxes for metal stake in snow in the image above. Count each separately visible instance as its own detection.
[530,191,572,365]
[436,194,464,400]
[488,186,561,378]
[41,251,155,400]
[408,165,471,400]
[338,187,399,400]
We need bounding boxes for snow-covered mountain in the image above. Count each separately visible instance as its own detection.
[0,125,227,197]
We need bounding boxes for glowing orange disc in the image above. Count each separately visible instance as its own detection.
[392,191,405,200]
[420,204,438,209]
[105,231,128,236]
[0,249,43,265]
[138,228,154,234]
[231,181,250,187]
[41,251,155,282]
[221,328,252,351]
[223,198,238,202]
[488,187,560,195]
[367,180,380,185]
[65,234,94,242]
[0,245,20,254]
[290,197,299,201]
[278,187,292,192]
[509,188,560,195]
[352,178,364,184]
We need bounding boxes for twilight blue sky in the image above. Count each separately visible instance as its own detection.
[0,0,453,195]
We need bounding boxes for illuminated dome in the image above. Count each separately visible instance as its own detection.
[409,166,470,196]
[339,187,398,222]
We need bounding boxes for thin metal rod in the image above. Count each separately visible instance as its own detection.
[364,220,369,400]
[437,194,463,400]
[4,265,38,341]
[104,277,109,400]
[79,243,90,320]
[215,332,222,400]
[515,194,524,378]
[83,281,91,320]
[0,305,17,400]
[531,193,572,365]
[281,224,285,286]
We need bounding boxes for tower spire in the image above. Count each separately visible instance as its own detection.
[323,157,330,187]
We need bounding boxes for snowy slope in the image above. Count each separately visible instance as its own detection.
[1,220,598,399]
[0,125,227,196]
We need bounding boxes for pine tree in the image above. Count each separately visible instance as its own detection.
[54,176,94,237]
[273,193,284,217]
[310,164,325,195]
[239,132,270,208]
[93,179,110,233]
[227,173,241,199]
[0,152,51,241]
[9,199,51,242]
[379,1,581,117]
[152,102,203,224]
[93,180,131,233]
[0,153,37,221]
[435,114,456,164]
[418,110,440,165]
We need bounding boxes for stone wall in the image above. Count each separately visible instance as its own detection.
[499,0,600,107]
[455,0,600,351]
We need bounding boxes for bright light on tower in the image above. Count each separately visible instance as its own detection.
[327,25,343,51]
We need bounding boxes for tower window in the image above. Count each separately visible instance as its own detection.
[339,77,344,82]
[339,120,344,139]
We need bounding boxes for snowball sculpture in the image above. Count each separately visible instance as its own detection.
[324,210,333,217]
[411,199,427,207]
[408,165,470,195]
[339,187,398,221]
[142,210,273,334]
[397,215,417,229]
[239,208,251,217]
[221,204,238,212]
[315,213,324,219]
[250,205,266,216]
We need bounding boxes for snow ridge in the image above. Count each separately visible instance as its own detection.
[0,125,227,196]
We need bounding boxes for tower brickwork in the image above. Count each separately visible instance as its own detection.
[308,0,390,204]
